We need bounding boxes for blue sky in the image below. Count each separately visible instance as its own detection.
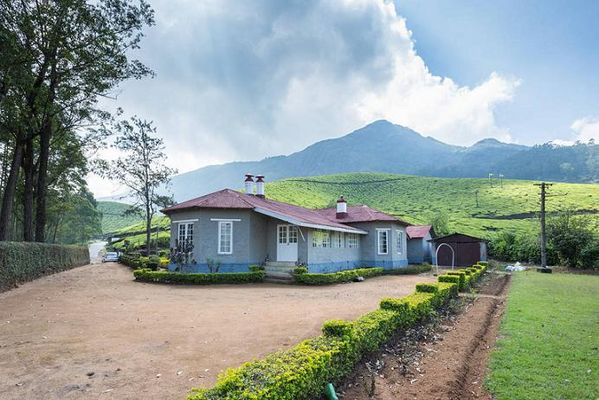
[397,0,599,144]
[91,0,599,196]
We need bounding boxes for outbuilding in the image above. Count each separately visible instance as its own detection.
[406,225,434,264]
[430,233,488,267]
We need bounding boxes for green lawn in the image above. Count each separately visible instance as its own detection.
[486,272,599,399]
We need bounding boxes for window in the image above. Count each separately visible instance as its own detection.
[218,221,233,254]
[347,233,359,248]
[377,229,389,255]
[278,225,287,244]
[336,232,345,248]
[312,230,331,248]
[396,230,404,254]
[178,222,194,244]
[289,226,298,243]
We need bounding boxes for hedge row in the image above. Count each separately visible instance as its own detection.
[382,264,433,275]
[294,267,384,285]
[133,268,265,284]
[0,241,89,292]
[437,263,487,291]
[119,254,169,270]
[188,280,466,399]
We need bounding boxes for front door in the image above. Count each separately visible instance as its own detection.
[277,225,298,262]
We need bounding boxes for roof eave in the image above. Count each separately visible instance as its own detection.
[254,207,368,234]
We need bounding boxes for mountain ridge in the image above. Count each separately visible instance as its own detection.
[162,120,599,201]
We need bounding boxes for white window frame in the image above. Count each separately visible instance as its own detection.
[396,230,404,255]
[218,221,233,255]
[347,233,359,248]
[377,228,390,255]
[177,222,194,244]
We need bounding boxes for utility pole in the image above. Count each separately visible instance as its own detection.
[475,189,479,208]
[535,182,553,271]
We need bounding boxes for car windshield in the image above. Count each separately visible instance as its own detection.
[106,252,118,256]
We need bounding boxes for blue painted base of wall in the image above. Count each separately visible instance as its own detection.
[308,259,409,273]
[167,263,254,273]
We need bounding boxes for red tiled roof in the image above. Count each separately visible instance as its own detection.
[406,225,432,239]
[316,205,408,225]
[162,189,366,233]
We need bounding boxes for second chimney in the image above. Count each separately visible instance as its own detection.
[255,175,265,198]
[336,195,347,218]
[244,174,254,194]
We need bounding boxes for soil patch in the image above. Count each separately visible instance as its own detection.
[337,272,510,400]
[0,262,435,400]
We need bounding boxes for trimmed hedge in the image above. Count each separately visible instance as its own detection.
[295,267,384,285]
[133,269,265,284]
[382,264,432,275]
[437,263,488,292]
[0,241,89,292]
[188,280,461,400]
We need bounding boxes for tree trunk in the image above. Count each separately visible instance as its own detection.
[0,140,24,241]
[34,120,51,242]
[146,200,151,255]
[22,138,35,241]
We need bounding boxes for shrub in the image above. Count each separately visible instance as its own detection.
[133,269,265,284]
[249,265,265,272]
[437,274,461,286]
[293,266,308,275]
[0,242,89,292]
[295,267,383,285]
[189,277,462,400]
[147,255,160,271]
[382,264,432,275]
[322,320,353,337]
[415,283,439,293]
[119,253,147,269]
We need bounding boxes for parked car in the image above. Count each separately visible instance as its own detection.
[102,252,119,262]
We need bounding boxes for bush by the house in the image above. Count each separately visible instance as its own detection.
[249,265,265,272]
[189,280,461,400]
[133,269,265,284]
[295,267,383,285]
[119,253,147,269]
[0,242,89,292]
[382,264,432,275]
[293,266,308,275]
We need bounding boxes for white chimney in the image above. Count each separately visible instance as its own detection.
[244,174,254,194]
[255,175,265,198]
[336,195,347,218]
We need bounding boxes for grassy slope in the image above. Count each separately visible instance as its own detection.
[486,272,599,399]
[108,172,599,247]
[267,172,599,238]
[97,201,143,234]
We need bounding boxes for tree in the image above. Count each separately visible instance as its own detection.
[547,211,598,268]
[0,0,154,241]
[430,212,450,236]
[105,117,176,254]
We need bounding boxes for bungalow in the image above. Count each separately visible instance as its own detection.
[406,225,435,264]
[161,175,410,273]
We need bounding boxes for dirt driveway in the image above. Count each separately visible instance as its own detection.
[0,263,435,400]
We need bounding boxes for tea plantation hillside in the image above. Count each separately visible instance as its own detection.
[97,201,142,234]
[107,172,599,249]
[266,173,599,238]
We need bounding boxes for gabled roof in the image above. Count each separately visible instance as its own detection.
[316,205,408,225]
[429,232,489,243]
[162,189,368,234]
[406,225,432,239]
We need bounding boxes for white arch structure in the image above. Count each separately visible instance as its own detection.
[435,243,455,274]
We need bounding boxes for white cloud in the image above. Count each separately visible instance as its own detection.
[571,117,599,143]
[90,0,519,196]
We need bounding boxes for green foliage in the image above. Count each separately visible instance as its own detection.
[265,172,599,240]
[189,276,463,400]
[249,265,265,272]
[0,242,89,291]
[415,283,439,293]
[119,253,147,269]
[97,201,142,234]
[133,269,265,284]
[293,266,308,275]
[547,211,599,269]
[294,267,383,285]
[381,264,432,275]
[430,212,450,236]
[487,272,599,399]
[147,255,160,271]
[489,231,555,264]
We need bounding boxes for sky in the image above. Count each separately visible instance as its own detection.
[89,0,599,197]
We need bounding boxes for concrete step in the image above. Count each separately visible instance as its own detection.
[264,265,296,273]
[264,271,294,279]
[264,276,294,284]
[266,261,296,268]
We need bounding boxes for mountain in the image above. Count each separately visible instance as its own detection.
[168,120,599,201]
